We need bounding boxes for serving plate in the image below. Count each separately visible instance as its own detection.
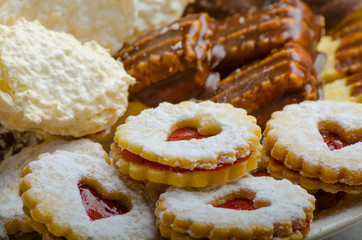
[307,193,362,239]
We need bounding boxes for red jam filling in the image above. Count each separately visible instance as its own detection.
[216,198,256,210]
[320,131,351,151]
[117,127,249,173]
[78,183,128,221]
[120,149,249,173]
[167,127,213,141]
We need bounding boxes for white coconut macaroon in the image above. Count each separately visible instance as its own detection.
[0,18,134,137]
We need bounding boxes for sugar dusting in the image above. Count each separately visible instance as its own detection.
[0,138,106,234]
[115,101,261,169]
[266,100,362,184]
[157,175,315,238]
[20,143,157,239]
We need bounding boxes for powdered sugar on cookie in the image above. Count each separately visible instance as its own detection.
[156,175,315,239]
[20,146,157,239]
[0,19,134,137]
[115,101,261,170]
[0,0,137,54]
[263,100,362,185]
[0,138,106,234]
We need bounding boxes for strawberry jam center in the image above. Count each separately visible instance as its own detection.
[120,149,249,173]
[116,126,249,173]
[216,198,256,210]
[167,127,213,141]
[320,131,351,151]
[78,183,128,221]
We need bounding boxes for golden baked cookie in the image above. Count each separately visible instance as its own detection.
[324,71,362,103]
[263,100,362,187]
[264,152,362,194]
[111,101,262,188]
[156,175,315,240]
[0,138,107,235]
[20,147,157,239]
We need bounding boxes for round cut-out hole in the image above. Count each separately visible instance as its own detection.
[78,183,129,221]
[320,131,351,151]
[216,198,256,211]
[167,127,214,141]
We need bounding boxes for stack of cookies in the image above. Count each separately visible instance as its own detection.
[0,0,361,240]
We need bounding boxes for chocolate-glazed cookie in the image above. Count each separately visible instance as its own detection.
[210,0,322,76]
[115,13,216,107]
[205,43,321,128]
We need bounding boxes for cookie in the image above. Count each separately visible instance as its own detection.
[0,0,137,54]
[263,100,362,187]
[126,0,188,43]
[156,175,315,239]
[111,101,262,187]
[20,146,157,239]
[0,18,134,137]
[324,71,362,103]
[0,138,106,235]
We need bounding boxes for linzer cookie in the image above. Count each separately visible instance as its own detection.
[210,0,322,75]
[318,20,362,83]
[115,13,216,107]
[0,139,107,235]
[264,152,362,194]
[262,101,362,192]
[156,175,315,239]
[111,101,262,188]
[206,43,320,128]
[324,71,362,103]
[20,146,157,239]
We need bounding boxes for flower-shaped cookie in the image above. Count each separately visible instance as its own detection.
[156,175,315,239]
[111,101,262,187]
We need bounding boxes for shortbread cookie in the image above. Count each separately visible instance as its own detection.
[156,175,315,240]
[126,0,188,43]
[264,153,362,194]
[324,71,362,103]
[0,138,106,235]
[0,0,137,54]
[263,100,362,186]
[0,19,134,137]
[111,101,262,188]
[20,148,157,239]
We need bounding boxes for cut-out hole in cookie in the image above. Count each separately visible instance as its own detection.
[167,127,215,141]
[320,131,351,151]
[78,183,129,221]
[216,198,256,211]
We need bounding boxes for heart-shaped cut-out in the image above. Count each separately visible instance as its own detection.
[78,183,128,221]
[320,131,352,151]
